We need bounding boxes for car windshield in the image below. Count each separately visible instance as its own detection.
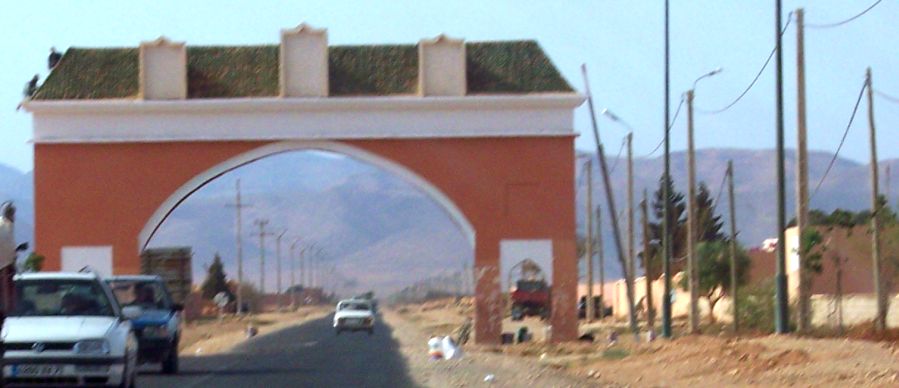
[338,302,370,311]
[106,279,172,310]
[12,279,115,317]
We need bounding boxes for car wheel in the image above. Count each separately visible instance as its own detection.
[336,328,342,336]
[162,345,179,374]
[120,353,136,388]
[368,328,374,336]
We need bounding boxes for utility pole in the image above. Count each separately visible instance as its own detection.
[627,132,636,321]
[686,88,700,334]
[585,160,595,322]
[727,160,739,332]
[662,0,673,339]
[773,0,790,335]
[582,64,639,334]
[300,246,307,287]
[597,206,605,319]
[253,219,272,295]
[225,179,251,314]
[290,239,301,307]
[867,67,885,332]
[275,229,286,309]
[795,7,812,334]
[642,189,655,331]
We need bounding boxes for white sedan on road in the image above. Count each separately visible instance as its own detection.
[333,299,375,335]
[2,272,141,387]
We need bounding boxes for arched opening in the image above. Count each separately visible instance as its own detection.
[139,140,477,304]
[139,140,475,254]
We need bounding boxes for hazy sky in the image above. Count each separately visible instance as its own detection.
[1,0,896,173]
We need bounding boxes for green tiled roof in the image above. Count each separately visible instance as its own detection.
[32,40,573,100]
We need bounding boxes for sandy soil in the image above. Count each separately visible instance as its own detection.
[179,306,331,356]
[397,297,899,387]
[384,308,598,387]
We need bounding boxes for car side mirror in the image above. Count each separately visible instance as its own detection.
[172,303,184,312]
[15,242,28,252]
[122,306,143,320]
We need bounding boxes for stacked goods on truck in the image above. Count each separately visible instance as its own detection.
[140,247,192,304]
[508,259,551,321]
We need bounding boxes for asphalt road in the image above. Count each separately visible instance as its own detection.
[139,314,418,388]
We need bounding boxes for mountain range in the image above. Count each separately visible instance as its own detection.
[1,148,896,294]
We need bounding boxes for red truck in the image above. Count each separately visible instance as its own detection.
[508,259,551,321]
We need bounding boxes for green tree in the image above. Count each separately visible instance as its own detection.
[201,253,234,301]
[695,182,725,242]
[644,175,687,277]
[22,252,45,272]
[679,240,751,323]
[797,228,826,332]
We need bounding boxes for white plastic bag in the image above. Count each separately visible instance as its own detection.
[428,337,444,359]
[441,336,463,360]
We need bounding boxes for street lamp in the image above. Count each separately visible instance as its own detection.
[600,108,638,329]
[600,108,634,133]
[691,67,723,90]
[289,238,302,308]
[685,67,722,333]
[275,229,287,309]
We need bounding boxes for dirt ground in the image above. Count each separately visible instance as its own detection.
[396,297,899,387]
[179,306,330,356]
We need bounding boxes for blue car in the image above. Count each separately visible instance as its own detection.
[106,275,182,374]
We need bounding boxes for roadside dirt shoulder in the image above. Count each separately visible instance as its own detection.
[180,306,331,356]
[383,309,607,387]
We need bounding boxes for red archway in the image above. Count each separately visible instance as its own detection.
[25,31,582,343]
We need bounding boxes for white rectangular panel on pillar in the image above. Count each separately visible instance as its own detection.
[139,37,187,100]
[280,23,328,97]
[499,239,553,290]
[418,34,466,96]
[61,246,113,277]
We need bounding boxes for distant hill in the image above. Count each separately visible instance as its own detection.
[2,148,897,291]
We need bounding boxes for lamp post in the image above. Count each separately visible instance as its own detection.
[601,109,636,325]
[289,238,302,308]
[686,68,722,333]
[275,229,286,310]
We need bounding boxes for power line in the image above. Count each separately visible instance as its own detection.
[696,13,793,115]
[643,97,685,158]
[609,136,628,174]
[811,79,868,200]
[806,0,883,29]
[875,89,899,104]
[713,167,729,207]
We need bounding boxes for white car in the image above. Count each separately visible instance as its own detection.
[333,299,375,335]
[2,272,141,387]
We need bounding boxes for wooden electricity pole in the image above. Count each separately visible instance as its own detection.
[795,7,812,334]
[627,133,636,320]
[275,230,286,309]
[727,160,739,332]
[585,160,596,322]
[686,88,700,333]
[597,206,605,319]
[226,179,251,314]
[582,65,638,334]
[253,219,272,295]
[867,67,885,332]
[642,189,655,331]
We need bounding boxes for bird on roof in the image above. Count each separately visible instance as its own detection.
[48,47,62,70]
[23,75,39,98]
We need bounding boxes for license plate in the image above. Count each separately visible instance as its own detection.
[13,364,65,377]
[347,319,360,325]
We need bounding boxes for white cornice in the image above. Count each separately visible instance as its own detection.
[23,94,583,114]
[27,94,584,143]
